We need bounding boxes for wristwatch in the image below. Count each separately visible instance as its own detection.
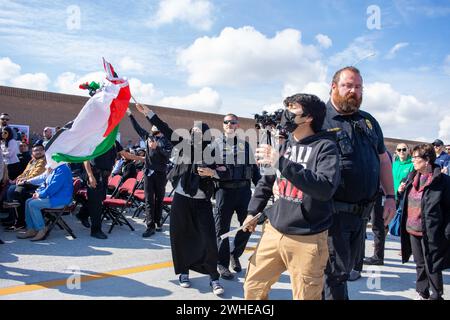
[385,195,395,199]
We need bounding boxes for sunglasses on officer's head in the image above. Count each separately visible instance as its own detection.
[223,120,238,125]
[396,148,407,152]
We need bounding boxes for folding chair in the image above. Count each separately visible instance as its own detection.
[41,178,82,240]
[101,177,139,233]
[160,189,174,225]
[107,175,123,197]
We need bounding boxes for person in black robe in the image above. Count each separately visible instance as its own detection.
[134,103,229,296]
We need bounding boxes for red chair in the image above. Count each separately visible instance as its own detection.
[101,177,139,233]
[41,178,82,240]
[108,175,123,197]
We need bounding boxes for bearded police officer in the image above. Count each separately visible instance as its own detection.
[213,114,261,280]
[322,66,396,300]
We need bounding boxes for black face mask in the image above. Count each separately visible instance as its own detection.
[280,109,307,133]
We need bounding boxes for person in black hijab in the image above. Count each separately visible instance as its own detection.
[134,103,229,296]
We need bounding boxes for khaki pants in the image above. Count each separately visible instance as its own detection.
[244,222,329,300]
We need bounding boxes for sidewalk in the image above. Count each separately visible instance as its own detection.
[0,212,449,300]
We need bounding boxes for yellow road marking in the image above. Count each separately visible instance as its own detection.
[0,247,256,297]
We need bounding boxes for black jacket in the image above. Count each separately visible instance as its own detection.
[129,114,172,174]
[248,131,340,235]
[146,113,229,199]
[400,168,450,273]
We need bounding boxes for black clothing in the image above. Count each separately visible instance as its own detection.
[322,101,385,203]
[143,171,167,228]
[214,186,252,268]
[170,192,220,280]
[321,101,386,300]
[128,114,172,174]
[410,233,444,300]
[248,131,340,235]
[89,142,123,172]
[146,112,228,279]
[212,135,261,268]
[79,142,123,232]
[400,168,450,273]
[18,152,31,173]
[129,113,177,229]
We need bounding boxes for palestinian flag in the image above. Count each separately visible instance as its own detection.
[45,58,131,168]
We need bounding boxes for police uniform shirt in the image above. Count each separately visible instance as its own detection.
[322,100,386,204]
[90,141,124,172]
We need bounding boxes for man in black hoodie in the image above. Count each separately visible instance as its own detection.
[243,94,340,300]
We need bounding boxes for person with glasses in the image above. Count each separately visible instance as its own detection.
[432,139,450,175]
[126,108,172,237]
[398,143,450,300]
[211,113,261,280]
[393,143,414,202]
[321,66,396,300]
[0,113,17,140]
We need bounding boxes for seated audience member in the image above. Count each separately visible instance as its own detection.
[17,164,73,241]
[4,143,47,230]
[18,142,32,173]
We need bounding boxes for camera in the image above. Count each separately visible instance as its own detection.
[254,109,284,129]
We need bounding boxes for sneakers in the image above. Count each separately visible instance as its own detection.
[230,255,242,272]
[142,227,155,238]
[179,274,191,288]
[363,256,384,266]
[210,280,224,296]
[415,292,429,300]
[348,269,361,281]
[218,265,234,280]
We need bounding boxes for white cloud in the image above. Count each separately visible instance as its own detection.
[439,115,450,144]
[315,34,332,49]
[363,82,443,141]
[55,71,106,96]
[9,73,50,91]
[0,56,50,90]
[159,87,221,112]
[119,57,144,74]
[385,42,409,59]
[178,26,326,90]
[0,57,21,83]
[54,71,163,104]
[444,54,450,76]
[329,36,377,67]
[128,78,163,104]
[150,0,213,31]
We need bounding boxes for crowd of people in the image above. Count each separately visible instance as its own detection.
[1,66,450,300]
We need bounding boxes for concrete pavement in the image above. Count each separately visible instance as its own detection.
[0,210,449,300]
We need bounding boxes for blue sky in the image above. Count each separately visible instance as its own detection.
[1,0,449,142]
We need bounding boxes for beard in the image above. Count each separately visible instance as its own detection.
[333,90,362,114]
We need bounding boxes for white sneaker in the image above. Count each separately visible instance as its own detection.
[210,280,224,296]
[179,274,191,288]
[414,293,429,300]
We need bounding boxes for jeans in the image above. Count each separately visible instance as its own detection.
[25,198,61,231]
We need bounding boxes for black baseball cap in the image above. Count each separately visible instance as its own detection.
[432,139,444,146]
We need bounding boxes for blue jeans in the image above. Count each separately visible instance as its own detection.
[25,198,62,231]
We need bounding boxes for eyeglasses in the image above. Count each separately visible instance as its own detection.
[396,148,407,152]
[1,119,9,122]
[223,120,238,125]
[411,156,424,161]
[339,83,363,91]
